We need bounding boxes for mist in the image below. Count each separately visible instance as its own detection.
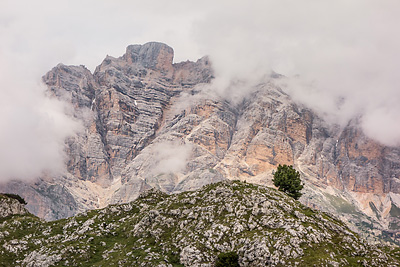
[193,0,400,146]
[0,76,82,181]
[149,141,193,176]
[2,0,400,182]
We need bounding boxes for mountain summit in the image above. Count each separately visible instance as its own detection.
[124,42,174,71]
[1,42,400,243]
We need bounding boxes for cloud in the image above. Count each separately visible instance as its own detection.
[0,76,82,181]
[361,106,400,146]
[2,0,400,183]
[149,141,193,176]
[193,0,400,146]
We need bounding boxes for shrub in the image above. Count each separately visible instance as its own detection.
[215,251,240,267]
[2,193,27,205]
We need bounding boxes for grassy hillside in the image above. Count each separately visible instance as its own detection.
[1,181,399,266]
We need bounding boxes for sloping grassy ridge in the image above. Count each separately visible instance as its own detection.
[1,181,399,266]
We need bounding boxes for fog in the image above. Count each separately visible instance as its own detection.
[194,0,400,146]
[0,75,82,181]
[1,0,399,181]
[149,141,193,176]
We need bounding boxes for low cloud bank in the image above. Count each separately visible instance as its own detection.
[0,76,82,182]
[194,0,400,146]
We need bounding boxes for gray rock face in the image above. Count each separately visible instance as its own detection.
[0,180,77,221]
[0,42,214,220]
[0,42,399,242]
[124,42,174,71]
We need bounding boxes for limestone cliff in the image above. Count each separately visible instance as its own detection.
[1,42,400,242]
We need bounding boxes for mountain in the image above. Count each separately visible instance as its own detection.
[1,42,400,242]
[1,181,399,266]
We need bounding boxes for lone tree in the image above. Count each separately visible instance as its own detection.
[272,164,303,200]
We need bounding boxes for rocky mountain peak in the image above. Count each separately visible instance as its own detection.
[124,42,174,72]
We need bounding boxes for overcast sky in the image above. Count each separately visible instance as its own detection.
[1,0,400,181]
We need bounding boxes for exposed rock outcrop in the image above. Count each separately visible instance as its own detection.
[0,194,27,218]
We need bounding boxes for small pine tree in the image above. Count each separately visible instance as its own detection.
[215,251,240,267]
[272,164,303,200]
